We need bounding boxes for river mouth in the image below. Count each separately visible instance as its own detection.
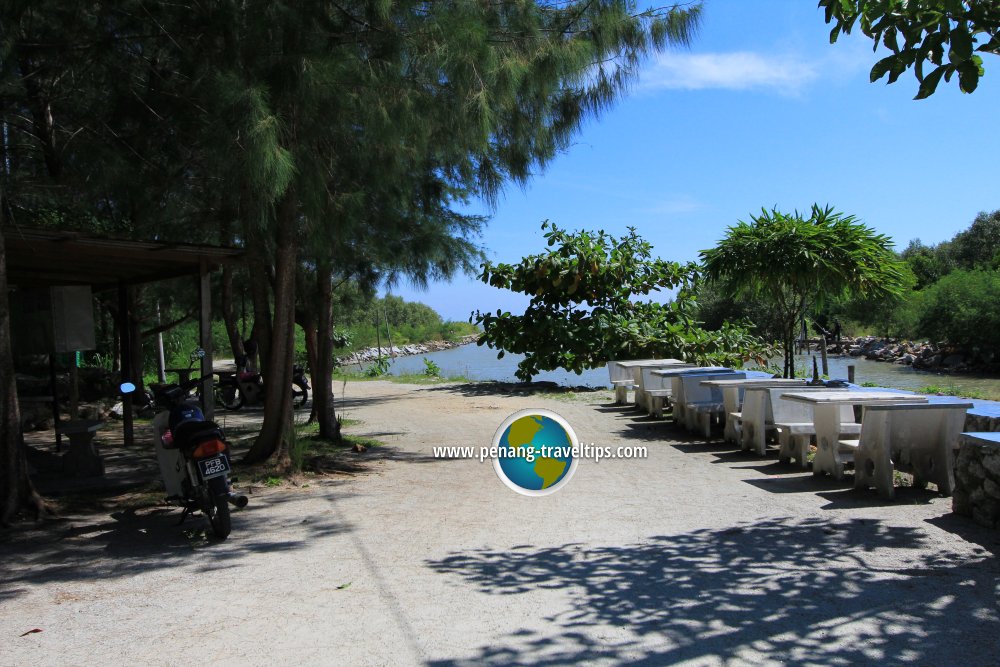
[343,344,1000,399]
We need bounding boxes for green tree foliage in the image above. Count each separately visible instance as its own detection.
[474,223,775,381]
[820,0,1000,98]
[950,210,1000,269]
[908,269,1000,357]
[1,1,707,471]
[701,205,906,377]
[901,239,955,290]
[694,282,786,344]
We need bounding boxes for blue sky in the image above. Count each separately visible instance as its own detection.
[388,0,1000,321]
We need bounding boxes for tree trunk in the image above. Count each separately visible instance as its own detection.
[314,263,340,441]
[220,263,245,362]
[0,206,50,524]
[244,190,298,467]
[301,319,317,423]
[244,222,273,375]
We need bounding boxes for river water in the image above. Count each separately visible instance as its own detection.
[353,342,1000,397]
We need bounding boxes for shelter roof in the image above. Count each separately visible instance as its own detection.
[4,227,243,290]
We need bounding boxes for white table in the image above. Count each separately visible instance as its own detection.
[621,359,687,409]
[781,391,928,479]
[651,366,732,423]
[608,359,659,404]
[700,378,808,444]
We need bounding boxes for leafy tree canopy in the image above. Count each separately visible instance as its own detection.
[820,0,1000,98]
[701,205,906,377]
[474,222,775,381]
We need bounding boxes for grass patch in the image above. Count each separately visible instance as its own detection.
[915,385,996,400]
[546,388,615,403]
[332,370,469,385]
[288,420,386,476]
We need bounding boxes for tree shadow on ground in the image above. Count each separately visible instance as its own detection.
[0,489,354,595]
[925,513,1000,557]
[300,439,461,475]
[426,516,1000,666]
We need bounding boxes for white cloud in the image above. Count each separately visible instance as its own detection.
[643,195,704,215]
[639,51,819,95]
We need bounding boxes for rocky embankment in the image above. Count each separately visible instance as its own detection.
[842,336,994,373]
[336,334,479,365]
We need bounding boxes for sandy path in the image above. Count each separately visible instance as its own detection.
[2,380,999,666]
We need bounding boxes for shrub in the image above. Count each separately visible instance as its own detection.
[911,269,1000,356]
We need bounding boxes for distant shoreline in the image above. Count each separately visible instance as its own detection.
[336,334,479,366]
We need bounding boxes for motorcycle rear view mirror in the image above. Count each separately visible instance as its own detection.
[120,381,137,394]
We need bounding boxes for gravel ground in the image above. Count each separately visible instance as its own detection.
[2,379,999,666]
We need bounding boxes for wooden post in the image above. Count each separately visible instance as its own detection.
[69,352,79,419]
[155,301,166,383]
[820,339,829,377]
[848,365,856,384]
[118,281,134,447]
[49,354,61,452]
[199,260,214,421]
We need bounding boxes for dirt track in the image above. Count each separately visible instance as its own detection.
[2,379,999,666]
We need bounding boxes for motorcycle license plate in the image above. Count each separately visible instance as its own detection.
[198,454,230,479]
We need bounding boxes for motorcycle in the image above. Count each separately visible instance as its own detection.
[214,362,309,412]
[122,372,248,539]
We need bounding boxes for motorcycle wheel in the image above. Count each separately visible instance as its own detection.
[292,383,308,409]
[208,494,231,539]
[203,478,232,539]
[216,384,244,411]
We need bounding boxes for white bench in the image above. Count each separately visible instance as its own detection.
[607,361,643,405]
[737,387,854,457]
[839,402,972,498]
[682,372,745,438]
[640,363,697,416]
[772,388,861,465]
[606,360,684,406]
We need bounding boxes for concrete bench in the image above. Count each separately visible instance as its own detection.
[774,389,860,465]
[682,372,746,438]
[610,380,635,405]
[58,419,106,477]
[840,402,972,498]
[737,387,853,457]
[607,361,645,405]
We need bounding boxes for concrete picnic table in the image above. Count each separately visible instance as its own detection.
[780,390,928,480]
[846,402,973,498]
[606,359,683,405]
[650,366,732,424]
[614,359,686,407]
[699,377,809,444]
[634,361,697,412]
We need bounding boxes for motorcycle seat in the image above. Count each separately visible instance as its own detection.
[172,420,225,449]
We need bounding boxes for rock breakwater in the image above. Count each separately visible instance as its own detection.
[842,336,996,373]
[336,334,480,366]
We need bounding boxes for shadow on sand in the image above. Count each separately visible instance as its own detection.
[426,516,1000,665]
[0,488,355,599]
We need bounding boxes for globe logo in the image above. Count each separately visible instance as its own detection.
[492,409,579,496]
